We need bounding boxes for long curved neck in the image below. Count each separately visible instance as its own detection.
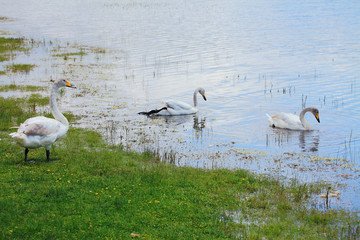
[193,88,200,107]
[50,84,69,126]
[299,107,311,129]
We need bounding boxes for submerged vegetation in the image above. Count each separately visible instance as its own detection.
[0,84,45,92]
[0,92,360,239]
[53,51,87,60]
[0,37,29,62]
[0,36,36,74]
[6,63,37,73]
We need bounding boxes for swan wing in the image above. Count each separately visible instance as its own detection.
[269,112,304,130]
[165,100,192,111]
[155,100,197,115]
[10,116,66,149]
[20,117,62,136]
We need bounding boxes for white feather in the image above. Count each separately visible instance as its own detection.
[267,107,320,131]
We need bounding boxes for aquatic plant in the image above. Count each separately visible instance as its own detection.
[0,84,45,92]
[0,37,29,62]
[6,64,36,73]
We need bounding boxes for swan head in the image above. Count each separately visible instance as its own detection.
[308,106,320,123]
[198,87,207,101]
[54,79,76,89]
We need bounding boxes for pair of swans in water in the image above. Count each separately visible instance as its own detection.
[9,80,320,161]
[138,87,320,131]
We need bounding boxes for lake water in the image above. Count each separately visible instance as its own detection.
[1,0,360,209]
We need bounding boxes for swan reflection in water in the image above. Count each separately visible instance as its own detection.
[146,114,194,126]
[267,128,320,153]
[193,116,206,131]
[142,114,207,139]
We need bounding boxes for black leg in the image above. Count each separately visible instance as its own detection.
[24,148,29,161]
[46,150,50,161]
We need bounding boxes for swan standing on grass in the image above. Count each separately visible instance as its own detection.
[138,87,207,116]
[266,106,320,130]
[9,79,76,161]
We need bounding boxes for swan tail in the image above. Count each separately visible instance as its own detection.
[138,107,167,115]
[9,132,26,145]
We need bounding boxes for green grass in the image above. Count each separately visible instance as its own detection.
[27,94,49,106]
[0,37,35,74]
[5,64,37,73]
[53,51,87,60]
[1,94,359,239]
[53,51,87,57]
[0,84,45,92]
[0,37,29,62]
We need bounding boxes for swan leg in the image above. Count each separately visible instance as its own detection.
[46,149,58,162]
[24,148,29,161]
[46,149,50,161]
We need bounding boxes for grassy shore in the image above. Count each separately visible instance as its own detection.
[0,90,359,239]
[0,36,359,239]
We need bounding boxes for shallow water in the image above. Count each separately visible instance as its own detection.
[1,0,360,209]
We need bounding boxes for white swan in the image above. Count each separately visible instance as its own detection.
[138,87,207,116]
[266,106,320,130]
[9,79,76,161]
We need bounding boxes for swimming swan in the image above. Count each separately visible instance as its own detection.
[9,79,76,161]
[138,87,207,116]
[266,106,320,130]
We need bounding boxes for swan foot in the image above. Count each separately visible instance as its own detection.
[47,159,60,162]
[25,159,36,163]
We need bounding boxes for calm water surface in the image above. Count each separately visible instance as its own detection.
[1,0,360,209]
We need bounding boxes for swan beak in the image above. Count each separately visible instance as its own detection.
[315,113,320,123]
[66,80,76,88]
[202,94,207,101]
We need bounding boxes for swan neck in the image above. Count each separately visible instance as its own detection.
[193,88,202,107]
[193,90,198,107]
[50,84,69,126]
[299,108,310,129]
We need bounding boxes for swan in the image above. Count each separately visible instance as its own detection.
[138,87,207,116]
[9,79,76,161]
[266,106,320,130]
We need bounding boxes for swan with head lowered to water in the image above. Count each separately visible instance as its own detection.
[138,87,207,116]
[266,106,320,130]
[9,79,76,161]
